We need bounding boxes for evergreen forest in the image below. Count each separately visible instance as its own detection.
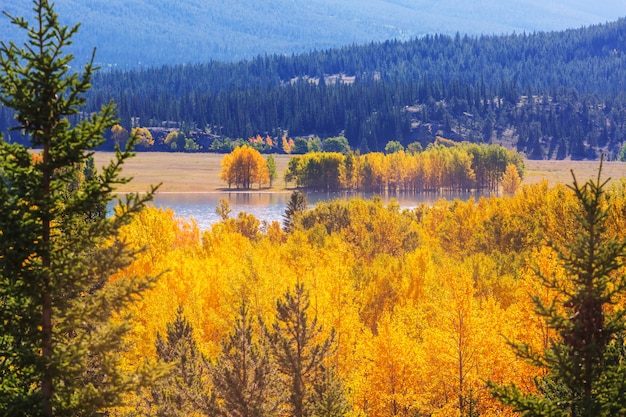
[1,18,621,160]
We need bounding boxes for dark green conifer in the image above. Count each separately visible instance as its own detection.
[490,161,626,416]
[0,1,158,415]
[282,190,307,232]
[309,367,350,417]
[212,302,279,417]
[151,307,214,417]
[265,283,341,417]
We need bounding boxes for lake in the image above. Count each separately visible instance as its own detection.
[143,191,485,229]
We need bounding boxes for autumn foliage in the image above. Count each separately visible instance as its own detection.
[285,142,524,192]
[107,176,626,416]
[220,145,271,189]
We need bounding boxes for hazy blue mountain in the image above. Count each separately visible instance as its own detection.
[2,1,626,67]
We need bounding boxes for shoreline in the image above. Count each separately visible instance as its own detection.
[94,152,626,194]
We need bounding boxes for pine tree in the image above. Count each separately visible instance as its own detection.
[490,161,626,416]
[151,307,214,417]
[309,367,350,417]
[0,1,158,415]
[264,283,339,417]
[282,190,307,232]
[212,302,279,417]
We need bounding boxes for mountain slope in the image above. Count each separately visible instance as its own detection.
[2,0,626,67]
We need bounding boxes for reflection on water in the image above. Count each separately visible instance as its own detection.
[140,191,486,230]
[151,192,292,229]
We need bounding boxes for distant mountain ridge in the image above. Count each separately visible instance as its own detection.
[37,17,622,160]
[2,0,626,67]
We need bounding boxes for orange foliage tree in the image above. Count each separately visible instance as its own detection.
[220,145,271,189]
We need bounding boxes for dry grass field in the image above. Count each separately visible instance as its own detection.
[523,159,626,187]
[93,152,626,194]
[92,152,292,193]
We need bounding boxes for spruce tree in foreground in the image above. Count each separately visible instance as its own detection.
[0,1,158,415]
[212,302,279,417]
[490,163,626,416]
[282,190,307,232]
[265,283,344,417]
[151,308,214,417]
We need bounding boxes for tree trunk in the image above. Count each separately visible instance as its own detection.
[42,140,53,417]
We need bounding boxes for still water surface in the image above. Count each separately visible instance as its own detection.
[146,191,483,230]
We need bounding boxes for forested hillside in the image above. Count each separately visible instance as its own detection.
[80,19,626,160]
[3,17,626,159]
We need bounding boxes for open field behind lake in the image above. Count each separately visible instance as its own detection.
[93,152,291,193]
[523,159,626,187]
[93,152,626,194]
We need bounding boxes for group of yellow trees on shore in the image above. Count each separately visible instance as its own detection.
[220,140,524,194]
[107,173,626,416]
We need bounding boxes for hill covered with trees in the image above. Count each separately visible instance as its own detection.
[3,16,626,159]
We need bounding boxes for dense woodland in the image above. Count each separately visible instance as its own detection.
[3,18,626,158]
[106,175,626,416]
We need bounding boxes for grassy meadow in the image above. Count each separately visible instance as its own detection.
[93,152,626,194]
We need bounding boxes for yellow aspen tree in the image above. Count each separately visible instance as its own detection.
[339,151,361,190]
[354,313,425,417]
[424,147,448,191]
[501,163,522,194]
[497,245,571,397]
[420,262,506,416]
[164,130,185,150]
[407,151,426,192]
[386,150,408,191]
[299,234,364,372]
[220,145,270,189]
[366,152,387,191]
[449,147,476,191]
[434,198,481,257]
[219,151,235,188]
[131,127,154,149]
[111,123,129,147]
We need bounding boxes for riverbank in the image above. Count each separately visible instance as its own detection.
[93,152,626,193]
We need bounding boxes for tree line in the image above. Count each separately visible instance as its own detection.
[2,15,626,159]
[282,141,524,192]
